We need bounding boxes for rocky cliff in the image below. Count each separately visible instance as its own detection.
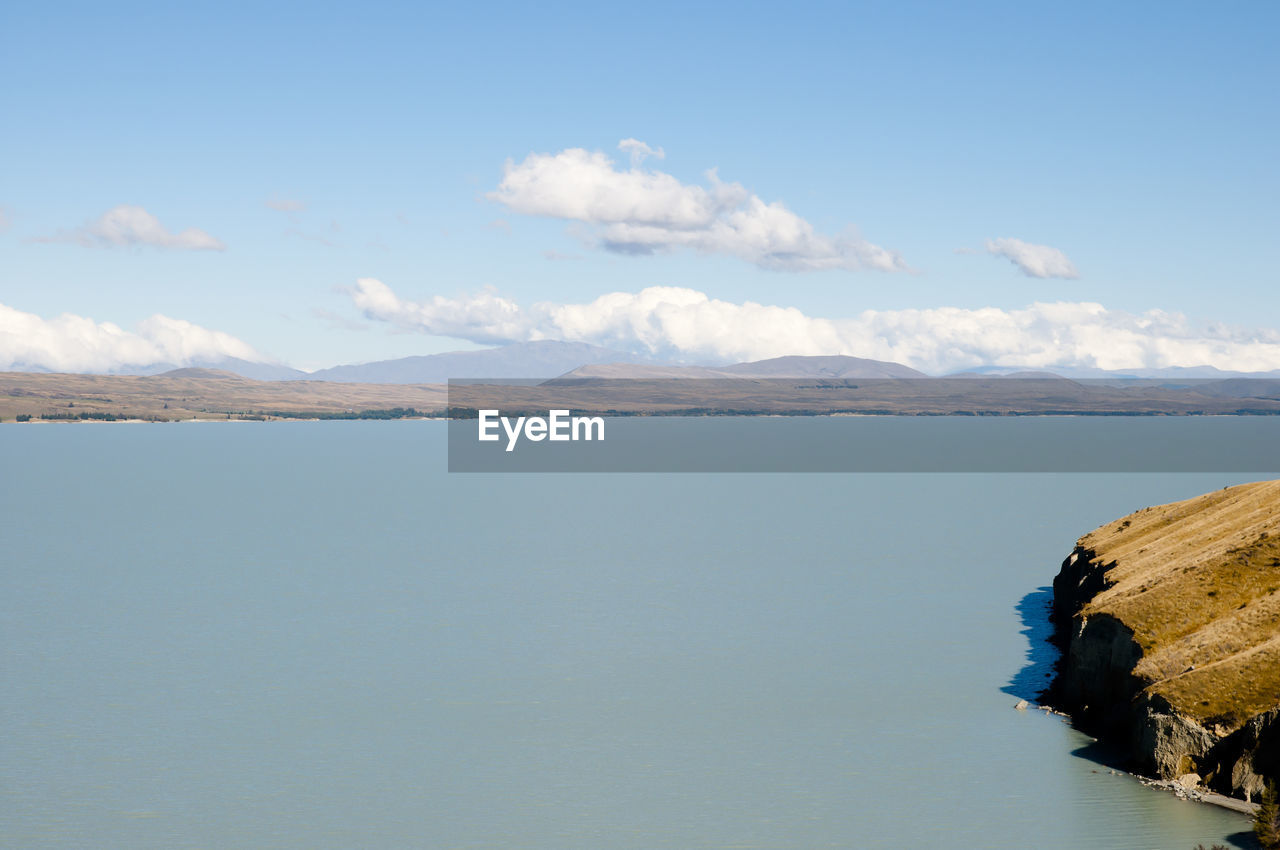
[1049,480,1280,801]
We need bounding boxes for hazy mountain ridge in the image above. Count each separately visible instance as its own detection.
[718,355,926,379]
[289,344,1280,384]
[145,359,310,381]
[15,339,1280,386]
[553,355,927,381]
[304,341,647,383]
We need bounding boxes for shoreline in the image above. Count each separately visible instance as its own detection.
[1043,486,1280,816]
[8,410,1280,424]
[1,415,448,424]
[1020,701,1261,816]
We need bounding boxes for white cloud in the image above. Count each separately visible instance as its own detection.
[266,197,307,212]
[985,237,1078,279]
[35,205,226,251]
[349,279,1280,374]
[351,278,528,345]
[0,206,12,233]
[617,138,664,167]
[488,140,907,273]
[0,302,266,373]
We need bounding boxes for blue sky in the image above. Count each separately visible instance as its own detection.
[2,1,1277,372]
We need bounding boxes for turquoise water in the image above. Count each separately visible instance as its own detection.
[0,421,1265,848]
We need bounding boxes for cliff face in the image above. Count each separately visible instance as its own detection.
[1050,480,1280,800]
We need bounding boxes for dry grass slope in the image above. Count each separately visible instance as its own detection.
[1080,480,1280,727]
[0,371,447,422]
[8,371,1280,420]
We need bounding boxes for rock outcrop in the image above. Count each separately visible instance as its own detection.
[1049,480,1280,801]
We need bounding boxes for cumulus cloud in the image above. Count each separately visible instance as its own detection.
[0,302,266,373]
[349,279,1280,374]
[985,237,1078,279]
[34,205,226,251]
[351,278,527,345]
[488,140,907,273]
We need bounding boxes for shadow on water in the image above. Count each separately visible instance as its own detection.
[1068,738,1130,771]
[1002,585,1059,702]
[1006,586,1140,767]
[1005,590,1261,849]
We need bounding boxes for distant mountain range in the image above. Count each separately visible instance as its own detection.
[136,358,310,382]
[36,339,1280,385]
[7,352,1280,421]
[302,341,647,383]
[553,355,926,381]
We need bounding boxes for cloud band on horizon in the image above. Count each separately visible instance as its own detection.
[0,302,264,373]
[351,278,1280,374]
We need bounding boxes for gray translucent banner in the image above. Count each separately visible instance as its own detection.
[446,377,1280,472]
[448,415,1280,473]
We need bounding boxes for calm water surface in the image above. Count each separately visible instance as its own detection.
[0,421,1268,848]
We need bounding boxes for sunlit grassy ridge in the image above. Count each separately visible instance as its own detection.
[1079,480,1280,727]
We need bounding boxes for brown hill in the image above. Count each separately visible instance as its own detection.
[0,371,447,422]
[1052,480,1280,800]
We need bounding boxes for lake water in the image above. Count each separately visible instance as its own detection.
[1,420,1271,848]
